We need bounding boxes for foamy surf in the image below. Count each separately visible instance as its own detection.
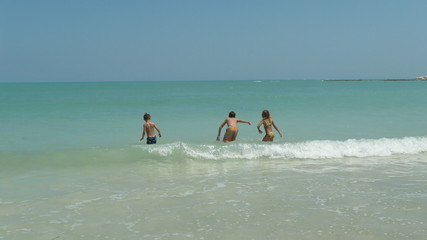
[135,137,427,160]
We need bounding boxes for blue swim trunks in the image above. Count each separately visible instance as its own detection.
[146,136,157,144]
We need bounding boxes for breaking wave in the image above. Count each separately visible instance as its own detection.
[135,137,427,160]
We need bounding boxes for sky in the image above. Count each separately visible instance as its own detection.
[1,0,426,82]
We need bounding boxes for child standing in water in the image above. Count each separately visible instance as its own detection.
[217,111,252,142]
[257,110,282,142]
[140,113,162,144]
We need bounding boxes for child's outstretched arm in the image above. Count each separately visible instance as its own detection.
[272,121,282,137]
[257,120,264,134]
[237,119,252,125]
[154,124,162,137]
[140,125,146,141]
[217,120,227,141]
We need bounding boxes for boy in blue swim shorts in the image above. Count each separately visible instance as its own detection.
[140,113,162,144]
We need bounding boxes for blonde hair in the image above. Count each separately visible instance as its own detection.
[262,110,270,119]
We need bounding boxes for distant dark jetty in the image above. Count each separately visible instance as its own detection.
[324,79,424,82]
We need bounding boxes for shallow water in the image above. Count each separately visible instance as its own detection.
[1,144,427,239]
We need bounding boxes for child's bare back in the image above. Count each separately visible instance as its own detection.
[140,113,162,144]
[144,122,158,137]
[225,117,238,127]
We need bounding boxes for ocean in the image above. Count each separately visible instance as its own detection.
[1,80,427,239]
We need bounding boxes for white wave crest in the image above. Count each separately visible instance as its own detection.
[137,137,427,160]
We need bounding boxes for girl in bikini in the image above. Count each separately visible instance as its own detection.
[257,110,282,142]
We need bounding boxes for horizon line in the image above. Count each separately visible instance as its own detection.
[0,78,418,84]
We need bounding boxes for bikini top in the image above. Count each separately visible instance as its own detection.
[263,121,272,127]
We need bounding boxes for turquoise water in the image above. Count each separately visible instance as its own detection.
[1,80,427,239]
[1,80,426,150]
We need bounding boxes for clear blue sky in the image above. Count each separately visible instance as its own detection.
[1,0,426,82]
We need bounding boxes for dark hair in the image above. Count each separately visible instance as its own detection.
[262,110,270,119]
[143,113,151,120]
[228,111,236,118]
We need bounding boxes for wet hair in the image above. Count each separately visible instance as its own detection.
[228,111,236,118]
[143,113,151,121]
[262,110,270,119]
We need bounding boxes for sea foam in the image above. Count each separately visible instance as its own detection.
[137,137,427,160]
